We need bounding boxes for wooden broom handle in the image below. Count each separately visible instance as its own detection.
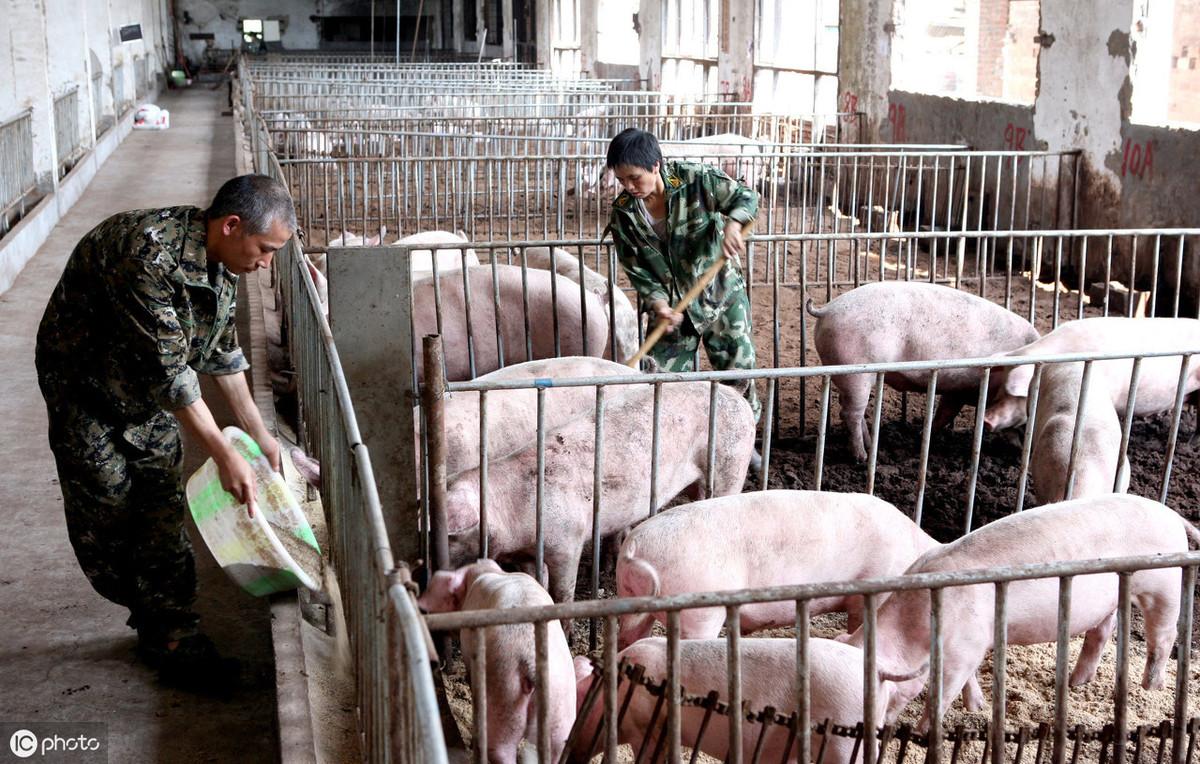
[625,217,757,368]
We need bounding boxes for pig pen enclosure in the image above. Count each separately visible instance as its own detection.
[239,57,1200,763]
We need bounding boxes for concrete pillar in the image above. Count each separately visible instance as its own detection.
[328,249,421,566]
[451,0,464,52]
[579,0,598,76]
[717,0,754,102]
[536,0,553,69]
[475,0,486,54]
[637,0,661,91]
[837,0,893,142]
[502,0,515,59]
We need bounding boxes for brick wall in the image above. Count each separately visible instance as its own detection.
[1004,0,1039,102]
[976,0,1008,98]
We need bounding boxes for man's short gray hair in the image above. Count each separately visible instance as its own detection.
[207,174,297,235]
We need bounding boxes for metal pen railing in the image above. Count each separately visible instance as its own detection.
[425,551,1200,764]
[53,86,82,178]
[0,109,37,236]
[239,67,447,763]
[277,148,1078,242]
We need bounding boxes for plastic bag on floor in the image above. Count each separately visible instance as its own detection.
[133,103,170,130]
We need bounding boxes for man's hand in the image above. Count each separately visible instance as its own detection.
[721,219,746,259]
[648,298,684,332]
[215,445,259,518]
[249,427,282,473]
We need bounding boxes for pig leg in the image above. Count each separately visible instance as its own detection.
[486,691,530,764]
[1068,611,1117,687]
[832,372,872,462]
[546,546,585,606]
[961,676,986,712]
[884,676,926,723]
[916,658,983,735]
[931,394,967,430]
[1138,589,1182,690]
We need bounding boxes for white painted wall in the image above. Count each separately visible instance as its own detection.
[0,0,171,192]
[176,0,321,63]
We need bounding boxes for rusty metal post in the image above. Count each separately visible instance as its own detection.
[423,334,450,576]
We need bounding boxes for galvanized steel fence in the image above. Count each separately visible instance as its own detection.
[0,109,37,235]
[242,71,448,763]
[424,552,1200,764]
[53,86,82,178]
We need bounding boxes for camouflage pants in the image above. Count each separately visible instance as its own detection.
[646,287,761,420]
[39,389,198,643]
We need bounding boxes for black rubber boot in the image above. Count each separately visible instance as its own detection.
[137,633,241,695]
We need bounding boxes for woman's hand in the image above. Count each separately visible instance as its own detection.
[649,299,684,332]
[721,219,745,259]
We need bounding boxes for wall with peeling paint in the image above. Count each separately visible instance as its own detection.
[837,0,1200,308]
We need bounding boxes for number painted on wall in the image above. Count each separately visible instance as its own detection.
[887,103,906,142]
[1003,123,1027,151]
[1120,138,1156,180]
[841,91,859,123]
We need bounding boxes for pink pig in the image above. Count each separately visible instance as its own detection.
[806,282,1039,462]
[569,637,889,764]
[419,560,576,764]
[983,317,1200,432]
[841,494,1200,732]
[614,490,941,647]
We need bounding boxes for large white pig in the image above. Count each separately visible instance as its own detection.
[806,282,1040,461]
[614,490,940,647]
[569,638,887,764]
[983,317,1200,431]
[412,264,610,381]
[1029,363,1129,504]
[418,560,575,764]
[428,356,640,478]
[841,494,1200,732]
[396,230,480,276]
[521,246,639,363]
[661,133,770,190]
[444,381,756,604]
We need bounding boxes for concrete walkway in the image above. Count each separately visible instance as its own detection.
[0,88,278,762]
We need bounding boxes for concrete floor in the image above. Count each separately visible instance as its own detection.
[0,88,278,762]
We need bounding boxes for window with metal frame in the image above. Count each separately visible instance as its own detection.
[753,0,840,113]
[661,0,720,96]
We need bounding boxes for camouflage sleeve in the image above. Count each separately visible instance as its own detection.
[611,212,669,306]
[193,304,250,376]
[107,243,202,411]
[703,166,759,225]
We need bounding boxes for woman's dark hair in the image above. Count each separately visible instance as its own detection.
[606,128,663,170]
[207,174,297,234]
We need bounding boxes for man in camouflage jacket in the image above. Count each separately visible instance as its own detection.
[35,174,295,689]
[606,128,761,418]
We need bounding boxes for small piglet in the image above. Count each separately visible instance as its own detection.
[419,560,575,764]
[984,317,1200,431]
[569,638,887,764]
[807,282,1039,461]
[614,490,940,647]
[841,494,1200,732]
[1029,363,1129,504]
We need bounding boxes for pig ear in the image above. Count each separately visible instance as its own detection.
[1004,364,1035,397]
[425,567,470,610]
[573,655,596,684]
[447,485,481,534]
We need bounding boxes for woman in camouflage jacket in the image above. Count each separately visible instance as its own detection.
[606,127,761,418]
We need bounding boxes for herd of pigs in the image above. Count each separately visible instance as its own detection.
[281,226,1200,762]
